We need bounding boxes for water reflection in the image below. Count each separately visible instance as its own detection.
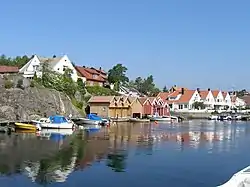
[0,121,250,186]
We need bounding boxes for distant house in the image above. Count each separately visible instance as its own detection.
[231,95,246,108]
[75,66,107,86]
[0,66,19,76]
[118,85,144,97]
[198,89,215,109]
[19,55,78,82]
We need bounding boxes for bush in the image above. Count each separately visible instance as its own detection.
[86,86,119,96]
[16,79,23,89]
[4,80,14,89]
[30,80,35,87]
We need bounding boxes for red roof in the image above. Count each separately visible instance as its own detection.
[177,90,196,103]
[0,66,19,73]
[211,90,220,98]
[199,90,209,99]
[157,92,172,101]
[75,66,106,82]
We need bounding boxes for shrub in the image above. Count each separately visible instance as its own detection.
[86,86,119,96]
[16,79,23,89]
[30,80,35,87]
[4,80,14,89]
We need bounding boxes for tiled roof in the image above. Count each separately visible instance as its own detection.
[75,66,106,82]
[211,90,220,98]
[157,92,172,101]
[0,66,19,73]
[199,90,209,99]
[88,96,114,103]
[176,90,196,103]
[168,91,180,97]
[241,96,250,106]
[37,56,62,68]
[138,97,149,105]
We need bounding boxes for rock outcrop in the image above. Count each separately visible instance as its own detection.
[0,87,81,121]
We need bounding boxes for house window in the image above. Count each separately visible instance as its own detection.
[92,74,98,79]
[179,105,183,109]
[58,68,60,70]
[184,104,188,108]
[169,104,173,108]
[217,99,220,102]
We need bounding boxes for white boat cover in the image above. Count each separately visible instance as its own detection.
[218,166,250,187]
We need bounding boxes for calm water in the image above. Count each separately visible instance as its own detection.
[0,120,250,187]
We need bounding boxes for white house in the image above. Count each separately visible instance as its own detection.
[19,55,78,82]
[199,89,215,109]
[222,92,232,108]
[166,89,201,112]
[211,90,227,110]
[231,96,246,108]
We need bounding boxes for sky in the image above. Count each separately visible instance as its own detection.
[1,0,250,91]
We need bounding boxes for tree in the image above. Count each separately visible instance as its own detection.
[0,54,30,68]
[132,75,160,96]
[108,64,129,90]
[192,101,206,110]
[163,85,168,92]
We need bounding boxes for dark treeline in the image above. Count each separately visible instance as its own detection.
[0,54,30,68]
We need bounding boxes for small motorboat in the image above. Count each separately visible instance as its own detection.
[15,122,40,131]
[150,115,178,122]
[129,118,150,123]
[218,165,250,187]
[35,115,75,129]
[208,115,218,120]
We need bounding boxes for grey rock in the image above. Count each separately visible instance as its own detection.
[0,87,81,121]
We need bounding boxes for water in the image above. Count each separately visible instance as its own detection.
[0,121,250,187]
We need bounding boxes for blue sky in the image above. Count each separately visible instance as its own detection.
[1,0,250,91]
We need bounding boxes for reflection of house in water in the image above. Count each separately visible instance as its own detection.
[0,130,111,185]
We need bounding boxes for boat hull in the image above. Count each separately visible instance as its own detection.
[39,122,74,129]
[129,118,150,122]
[15,123,37,131]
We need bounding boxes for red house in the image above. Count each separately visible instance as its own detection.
[148,97,170,116]
[139,97,153,116]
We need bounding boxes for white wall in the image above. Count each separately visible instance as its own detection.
[53,55,78,82]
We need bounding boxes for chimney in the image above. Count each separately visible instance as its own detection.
[181,88,185,94]
[53,55,56,58]
[208,88,211,91]
[99,67,102,71]
[197,88,200,93]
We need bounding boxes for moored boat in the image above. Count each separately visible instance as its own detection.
[35,115,75,129]
[150,116,178,122]
[15,122,39,131]
[129,118,150,123]
[217,165,250,187]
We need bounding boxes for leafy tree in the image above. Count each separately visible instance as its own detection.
[108,64,129,90]
[132,75,160,96]
[0,54,30,68]
[163,85,168,92]
[192,101,206,110]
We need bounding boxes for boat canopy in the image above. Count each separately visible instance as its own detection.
[49,115,68,124]
[87,113,102,120]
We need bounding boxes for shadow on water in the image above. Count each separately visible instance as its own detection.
[1,121,250,186]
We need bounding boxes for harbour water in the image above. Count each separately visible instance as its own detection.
[0,120,250,187]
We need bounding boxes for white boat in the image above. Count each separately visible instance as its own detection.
[150,116,178,122]
[208,115,218,120]
[35,115,75,129]
[218,166,250,187]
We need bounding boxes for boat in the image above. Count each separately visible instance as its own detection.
[82,124,101,131]
[72,114,108,126]
[208,115,218,120]
[15,122,40,131]
[217,165,250,186]
[129,118,150,123]
[35,115,75,129]
[150,115,178,122]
